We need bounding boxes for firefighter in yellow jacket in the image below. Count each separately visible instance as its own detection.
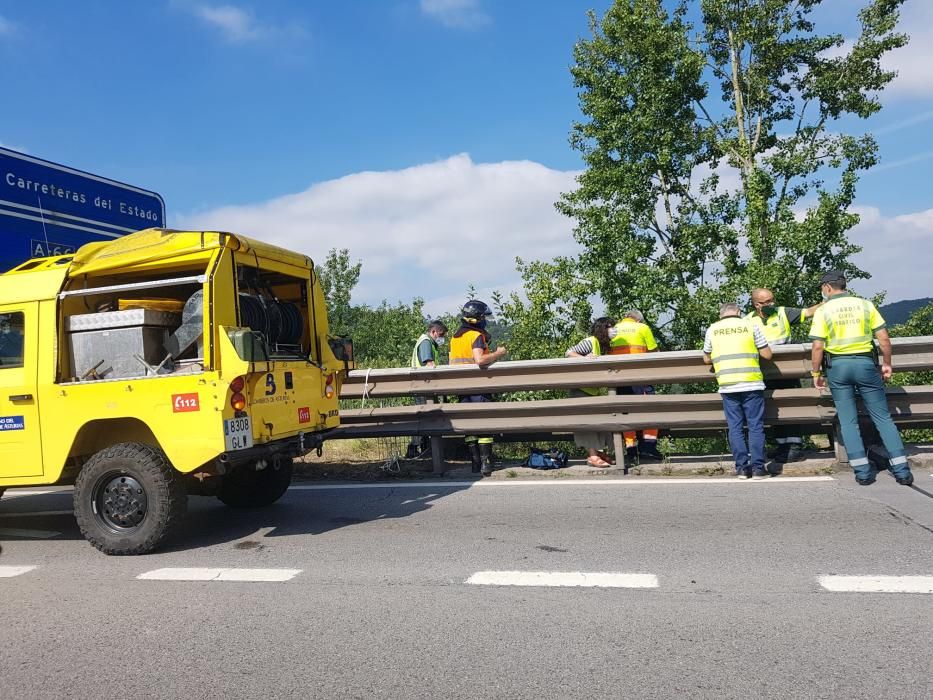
[449,300,508,476]
[609,310,662,460]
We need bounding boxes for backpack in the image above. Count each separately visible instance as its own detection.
[523,447,568,470]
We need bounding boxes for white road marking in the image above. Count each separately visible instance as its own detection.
[0,565,38,578]
[288,476,835,490]
[466,571,659,588]
[1,490,71,498]
[819,575,933,593]
[137,568,302,582]
[0,527,61,539]
[0,477,834,499]
[0,510,73,518]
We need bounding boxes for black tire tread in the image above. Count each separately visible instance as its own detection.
[218,462,292,508]
[74,442,186,555]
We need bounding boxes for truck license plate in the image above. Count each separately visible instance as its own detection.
[224,417,253,451]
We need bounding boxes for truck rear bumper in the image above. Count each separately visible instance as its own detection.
[218,429,331,467]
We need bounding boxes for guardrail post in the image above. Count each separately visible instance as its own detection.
[424,396,445,475]
[608,388,627,473]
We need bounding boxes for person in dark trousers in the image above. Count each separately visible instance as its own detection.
[449,300,507,476]
[703,302,774,479]
[809,270,913,486]
[746,288,822,465]
[608,310,663,460]
[405,320,447,459]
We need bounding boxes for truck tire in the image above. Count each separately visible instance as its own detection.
[74,443,187,555]
[217,461,293,508]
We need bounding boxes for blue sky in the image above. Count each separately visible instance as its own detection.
[2,0,931,310]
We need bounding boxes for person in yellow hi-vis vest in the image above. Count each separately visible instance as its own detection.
[703,303,774,479]
[449,300,507,476]
[746,288,822,466]
[609,310,662,460]
[405,320,448,459]
[809,270,913,486]
[565,316,616,467]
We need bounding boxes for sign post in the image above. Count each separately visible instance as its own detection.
[0,147,165,271]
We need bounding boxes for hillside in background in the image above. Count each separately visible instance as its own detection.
[880,298,933,326]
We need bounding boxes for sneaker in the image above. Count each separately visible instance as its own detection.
[751,473,769,480]
[736,469,751,480]
[856,477,876,486]
[895,473,914,486]
[776,444,804,463]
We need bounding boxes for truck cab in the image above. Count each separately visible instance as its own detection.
[0,228,352,554]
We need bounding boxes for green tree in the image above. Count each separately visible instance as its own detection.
[316,248,429,368]
[506,0,907,352]
[316,248,361,337]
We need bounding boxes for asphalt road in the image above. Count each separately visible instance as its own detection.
[2,473,933,699]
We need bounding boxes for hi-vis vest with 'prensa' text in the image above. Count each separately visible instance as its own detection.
[708,317,763,386]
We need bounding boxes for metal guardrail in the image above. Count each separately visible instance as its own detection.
[335,386,933,438]
[339,337,933,399]
[333,336,933,474]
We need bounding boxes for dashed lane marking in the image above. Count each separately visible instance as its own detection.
[0,565,38,578]
[466,571,659,588]
[818,575,933,593]
[137,568,302,582]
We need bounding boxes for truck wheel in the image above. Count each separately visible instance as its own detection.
[74,443,187,555]
[217,461,293,508]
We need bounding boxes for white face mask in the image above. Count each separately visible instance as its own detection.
[435,336,446,347]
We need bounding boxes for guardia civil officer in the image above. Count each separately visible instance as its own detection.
[449,300,507,476]
[809,271,913,486]
[405,320,448,459]
[703,303,774,479]
[746,288,821,464]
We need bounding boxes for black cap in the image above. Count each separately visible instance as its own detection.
[820,270,846,285]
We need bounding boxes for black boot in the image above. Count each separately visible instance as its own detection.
[479,443,494,477]
[468,443,482,473]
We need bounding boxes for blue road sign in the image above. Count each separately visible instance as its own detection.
[0,147,165,271]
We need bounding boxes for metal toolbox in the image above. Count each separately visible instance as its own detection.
[65,308,180,332]
[67,310,180,380]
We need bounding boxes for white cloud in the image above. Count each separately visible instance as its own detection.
[880,2,932,98]
[849,206,933,302]
[183,3,305,43]
[178,154,580,316]
[419,0,490,29]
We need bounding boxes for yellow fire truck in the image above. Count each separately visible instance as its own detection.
[0,228,352,554]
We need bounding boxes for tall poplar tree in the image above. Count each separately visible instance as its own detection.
[502,0,907,353]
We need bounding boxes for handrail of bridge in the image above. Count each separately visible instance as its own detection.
[338,336,933,400]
